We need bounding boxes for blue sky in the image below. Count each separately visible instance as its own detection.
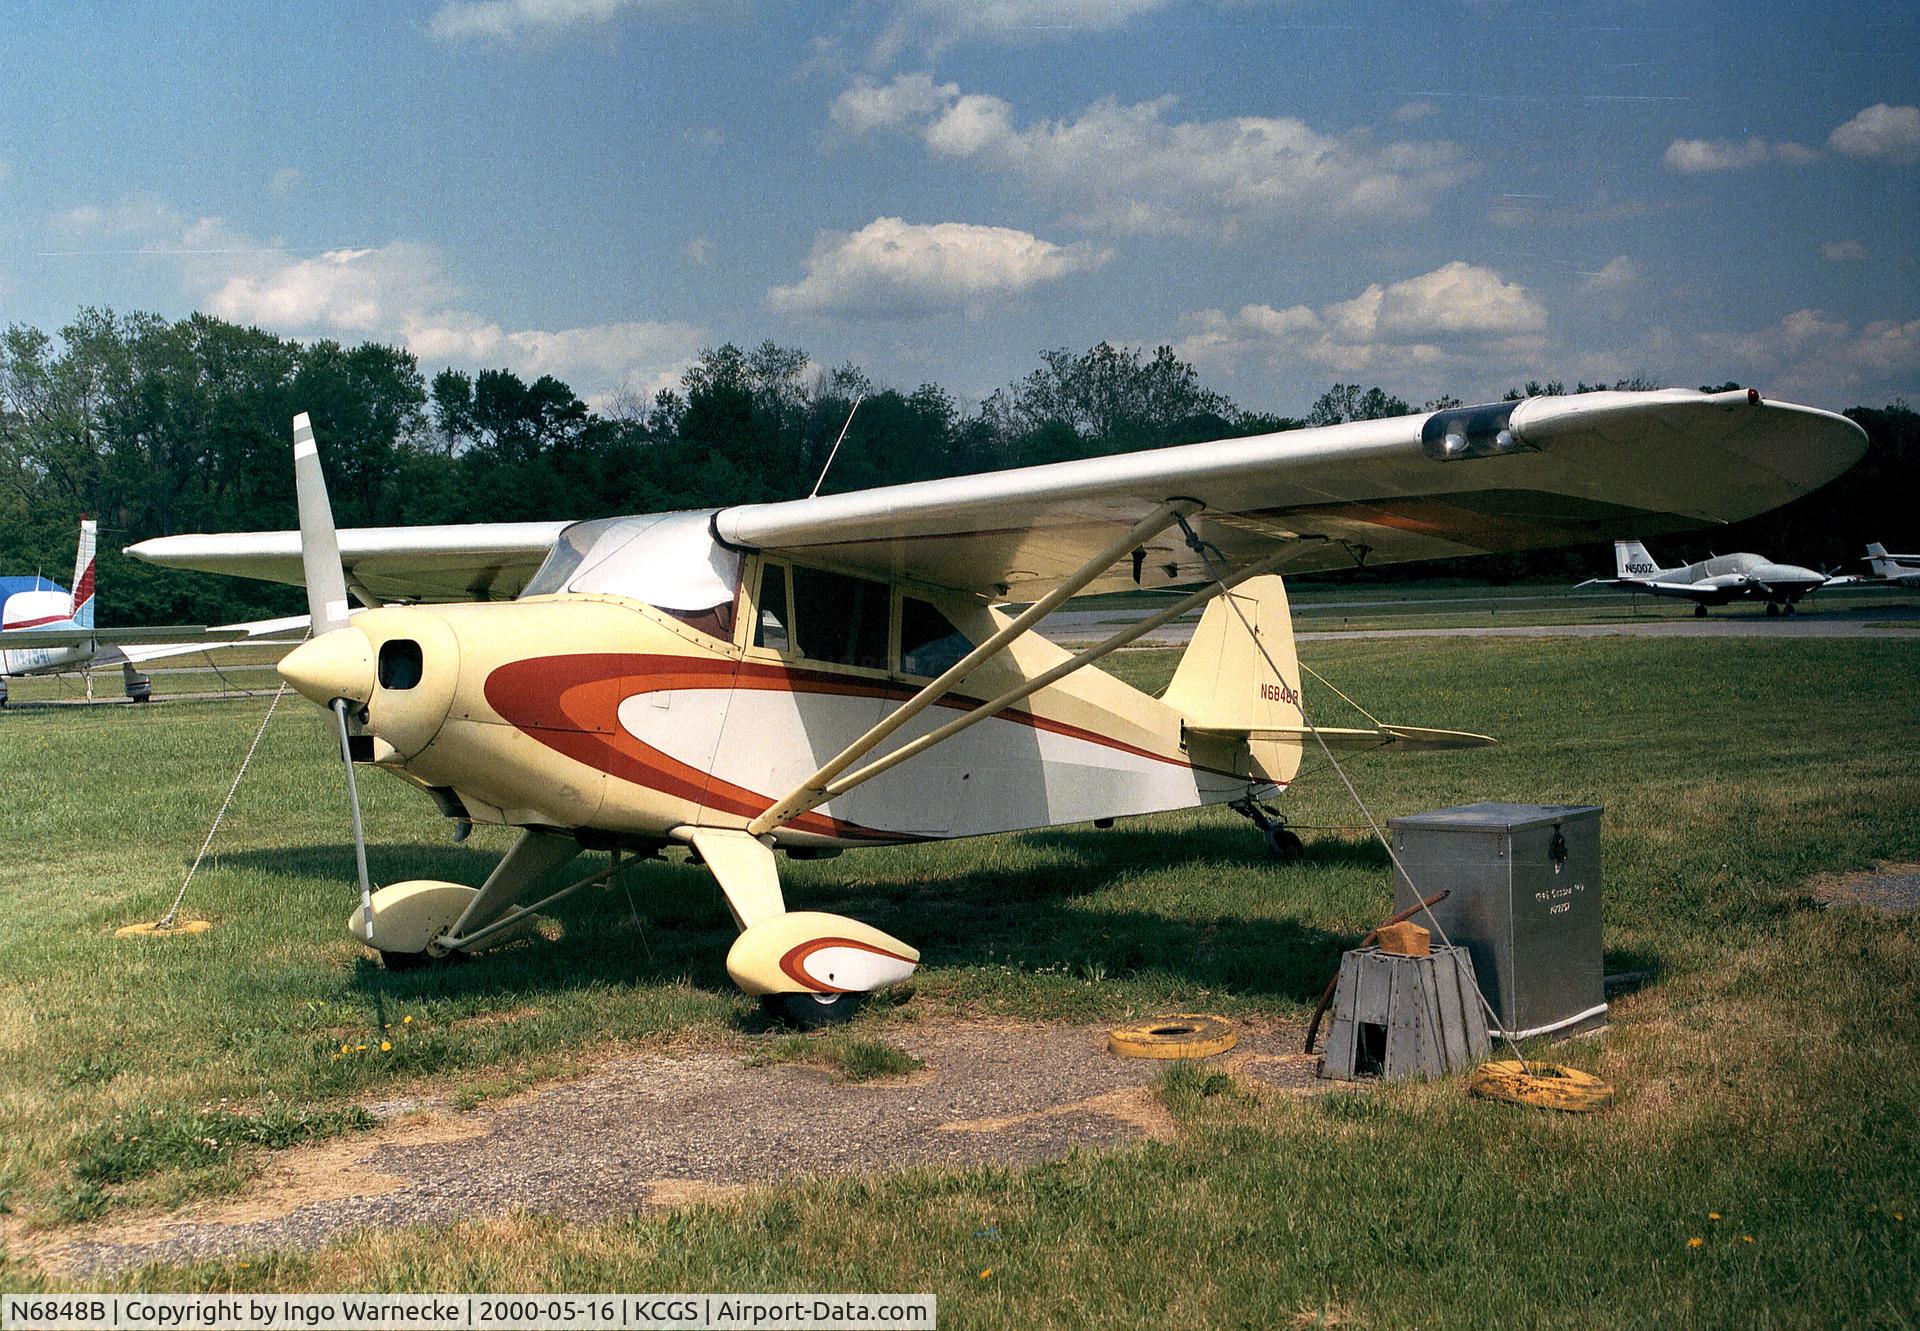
[2,0,1915,416]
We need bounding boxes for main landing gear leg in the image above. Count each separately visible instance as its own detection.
[688,827,918,1029]
[354,827,580,969]
[1231,796,1303,861]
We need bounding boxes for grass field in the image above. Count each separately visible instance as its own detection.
[1,631,1917,1325]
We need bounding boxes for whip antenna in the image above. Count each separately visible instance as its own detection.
[809,394,863,498]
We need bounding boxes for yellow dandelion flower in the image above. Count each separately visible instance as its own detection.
[1895,1213,1905,1222]
[380,1040,392,1052]
[979,1268,993,1280]
[403,1015,413,1024]
[1741,1235,1754,1244]
[1686,1237,1704,1249]
[1708,1212,1721,1221]
[339,1044,349,1054]
[355,1044,368,1052]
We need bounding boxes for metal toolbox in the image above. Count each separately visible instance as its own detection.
[1388,802,1605,1039]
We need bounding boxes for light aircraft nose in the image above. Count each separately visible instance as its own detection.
[279,627,375,707]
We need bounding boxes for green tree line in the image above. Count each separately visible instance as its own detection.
[1,309,1912,624]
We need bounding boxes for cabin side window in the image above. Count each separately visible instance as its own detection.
[753,562,791,653]
[899,596,973,678]
[791,566,890,671]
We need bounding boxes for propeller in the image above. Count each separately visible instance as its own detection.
[291,413,376,940]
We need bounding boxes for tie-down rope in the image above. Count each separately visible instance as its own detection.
[155,682,291,930]
[1175,517,1530,1073]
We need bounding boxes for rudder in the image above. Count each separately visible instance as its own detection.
[1163,574,1303,786]
[70,517,97,629]
[1614,539,1659,579]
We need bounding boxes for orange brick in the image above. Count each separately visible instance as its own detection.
[1376,921,1431,957]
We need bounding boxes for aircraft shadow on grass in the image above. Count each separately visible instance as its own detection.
[214,823,1392,1009]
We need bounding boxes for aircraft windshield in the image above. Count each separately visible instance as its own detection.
[520,511,742,615]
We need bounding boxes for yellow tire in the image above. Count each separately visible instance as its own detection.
[1107,1014,1238,1060]
[1466,1059,1613,1113]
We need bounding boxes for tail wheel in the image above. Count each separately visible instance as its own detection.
[762,991,864,1029]
[1264,825,1305,861]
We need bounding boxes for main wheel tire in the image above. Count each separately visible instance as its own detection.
[1264,826,1305,861]
[762,991,864,1030]
[1693,603,1708,618]
[1766,602,1781,617]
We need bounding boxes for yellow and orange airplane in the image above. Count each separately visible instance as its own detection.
[131,389,1864,1024]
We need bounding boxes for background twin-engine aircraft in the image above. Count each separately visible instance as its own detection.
[1576,538,1843,615]
[127,388,1865,1024]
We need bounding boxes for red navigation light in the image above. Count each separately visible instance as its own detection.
[1747,388,1761,405]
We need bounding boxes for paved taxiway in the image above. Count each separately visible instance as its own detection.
[1041,604,1920,649]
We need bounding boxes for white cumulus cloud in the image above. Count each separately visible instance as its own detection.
[1822,239,1868,263]
[54,193,704,402]
[1828,103,1920,164]
[428,0,674,43]
[1704,307,1920,399]
[768,216,1110,319]
[831,73,960,134]
[208,242,453,333]
[1581,255,1639,291]
[1663,136,1817,173]
[839,78,1470,236]
[54,194,186,238]
[872,0,1172,61]
[1176,261,1547,382]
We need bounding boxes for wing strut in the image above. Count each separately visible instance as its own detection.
[747,502,1199,836]
[749,513,1322,837]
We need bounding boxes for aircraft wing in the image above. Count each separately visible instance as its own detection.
[126,521,570,603]
[0,624,250,649]
[715,390,1867,600]
[91,615,311,667]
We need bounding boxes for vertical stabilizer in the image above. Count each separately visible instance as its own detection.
[69,517,97,629]
[1162,574,1303,786]
[1614,539,1660,579]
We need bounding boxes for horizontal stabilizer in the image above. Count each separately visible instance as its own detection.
[1186,722,1497,752]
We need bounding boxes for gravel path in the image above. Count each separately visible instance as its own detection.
[41,1018,1320,1277]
